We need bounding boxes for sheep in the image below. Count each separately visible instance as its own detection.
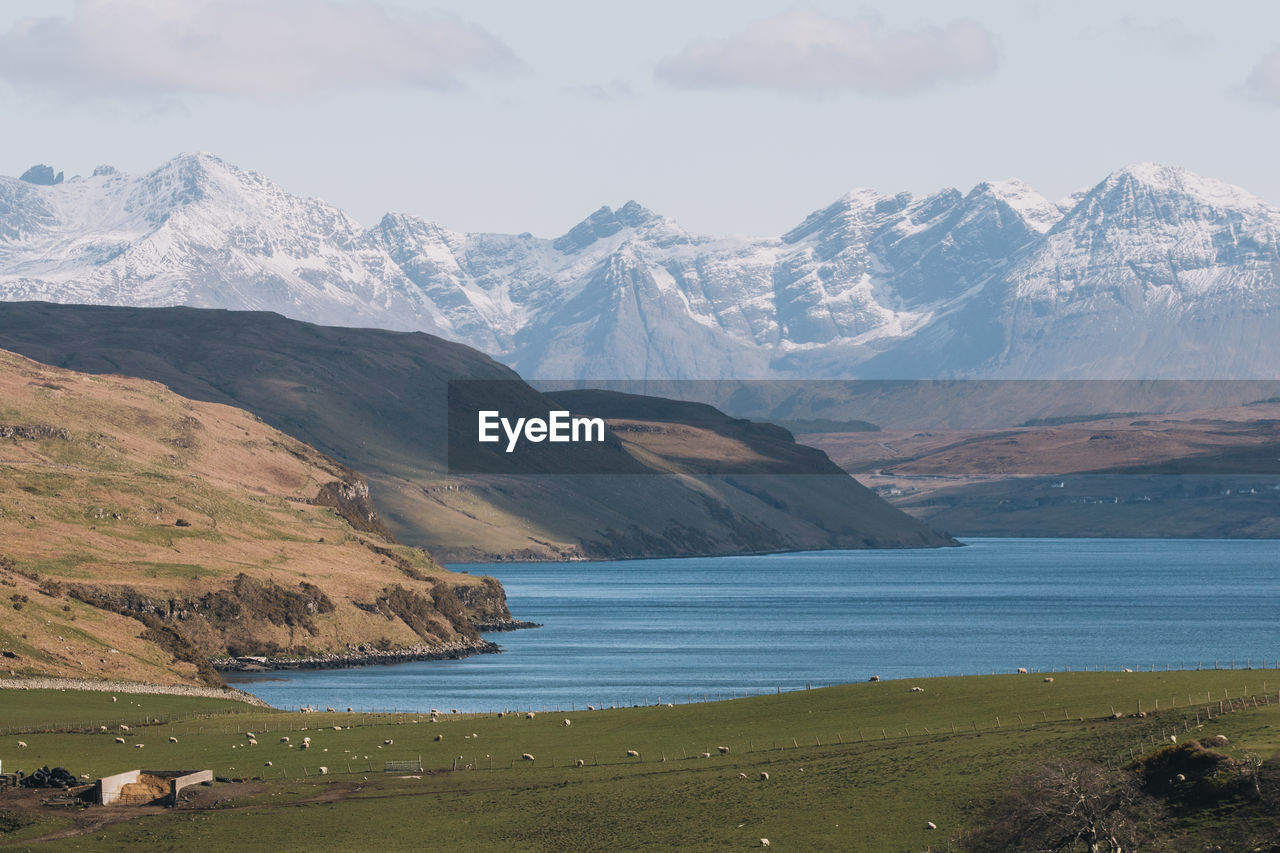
[522,753,535,761]
[701,752,712,759]
[1043,677,1055,683]
[111,696,117,702]
[760,839,770,848]
[280,736,290,743]
[575,759,584,767]
[303,736,311,743]
[1175,773,1186,782]
[326,707,335,713]
[434,734,444,742]
[717,746,730,754]
[587,705,595,711]
[868,675,880,682]
[16,741,27,748]
[246,732,255,738]
[332,726,342,731]
[910,686,925,693]
[525,712,535,719]
[134,743,144,749]
[168,736,178,743]
[738,773,748,779]
[114,737,125,744]
[626,750,640,758]
[98,726,107,732]
[563,719,571,727]
[384,739,393,746]
[299,742,310,750]
[1207,735,1230,746]
[265,761,273,767]
[759,772,769,780]
[119,724,130,732]
[319,766,328,775]
[451,708,459,714]
[1017,667,1028,674]
[926,821,937,830]
[430,709,439,714]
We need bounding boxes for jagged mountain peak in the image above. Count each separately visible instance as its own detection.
[966,179,1063,234]
[1086,162,1274,216]
[551,200,674,253]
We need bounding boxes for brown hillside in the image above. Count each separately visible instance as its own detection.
[0,349,512,687]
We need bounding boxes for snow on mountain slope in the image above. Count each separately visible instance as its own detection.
[2,154,1276,379]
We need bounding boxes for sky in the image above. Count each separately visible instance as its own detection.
[2,0,1280,237]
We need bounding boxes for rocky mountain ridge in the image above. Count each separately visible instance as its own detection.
[3,154,1278,379]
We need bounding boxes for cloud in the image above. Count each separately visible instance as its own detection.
[0,0,521,99]
[655,7,998,96]
[1244,46,1280,106]
[1117,16,1205,53]
[566,79,634,102]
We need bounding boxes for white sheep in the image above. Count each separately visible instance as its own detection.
[265,761,273,767]
[525,712,535,719]
[1044,677,1055,683]
[326,707,335,712]
[319,766,329,775]
[586,705,595,711]
[16,741,27,749]
[434,734,444,742]
[280,736,290,743]
[299,742,310,750]
[333,726,342,731]
[246,732,255,738]
[910,686,925,693]
[759,772,769,780]
[134,743,144,749]
[169,736,178,743]
[384,739,393,746]
[98,726,107,732]
[522,753,535,761]
[926,821,937,830]
[1017,667,1028,674]
[626,750,640,758]
[700,752,711,758]
[114,737,125,744]
[119,724,130,732]
[738,772,748,779]
[563,719,571,727]
[575,759,584,767]
[868,675,880,682]
[717,746,729,754]
[760,839,770,848]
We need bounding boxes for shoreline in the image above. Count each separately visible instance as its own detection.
[212,635,509,674]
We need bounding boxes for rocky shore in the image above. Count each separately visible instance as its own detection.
[211,636,505,673]
[474,618,542,632]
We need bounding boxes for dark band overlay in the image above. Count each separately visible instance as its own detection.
[448,378,1280,477]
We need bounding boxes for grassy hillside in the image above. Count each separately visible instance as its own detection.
[2,670,1278,850]
[0,302,953,561]
[0,349,512,686]
[803,401,1280,538]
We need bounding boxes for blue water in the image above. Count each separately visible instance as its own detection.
[226,539,1280,712]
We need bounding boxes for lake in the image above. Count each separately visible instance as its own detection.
[226,538,1280,712]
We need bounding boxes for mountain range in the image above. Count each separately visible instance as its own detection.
[4,154,1278,380]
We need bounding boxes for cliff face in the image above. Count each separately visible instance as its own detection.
[0,348,515,687]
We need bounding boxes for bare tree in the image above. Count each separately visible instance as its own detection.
[962,760,1161,852]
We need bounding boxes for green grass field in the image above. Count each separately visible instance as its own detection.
[2,671,1278,851]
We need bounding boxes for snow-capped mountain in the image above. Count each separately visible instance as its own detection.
[2,153,1278,379]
